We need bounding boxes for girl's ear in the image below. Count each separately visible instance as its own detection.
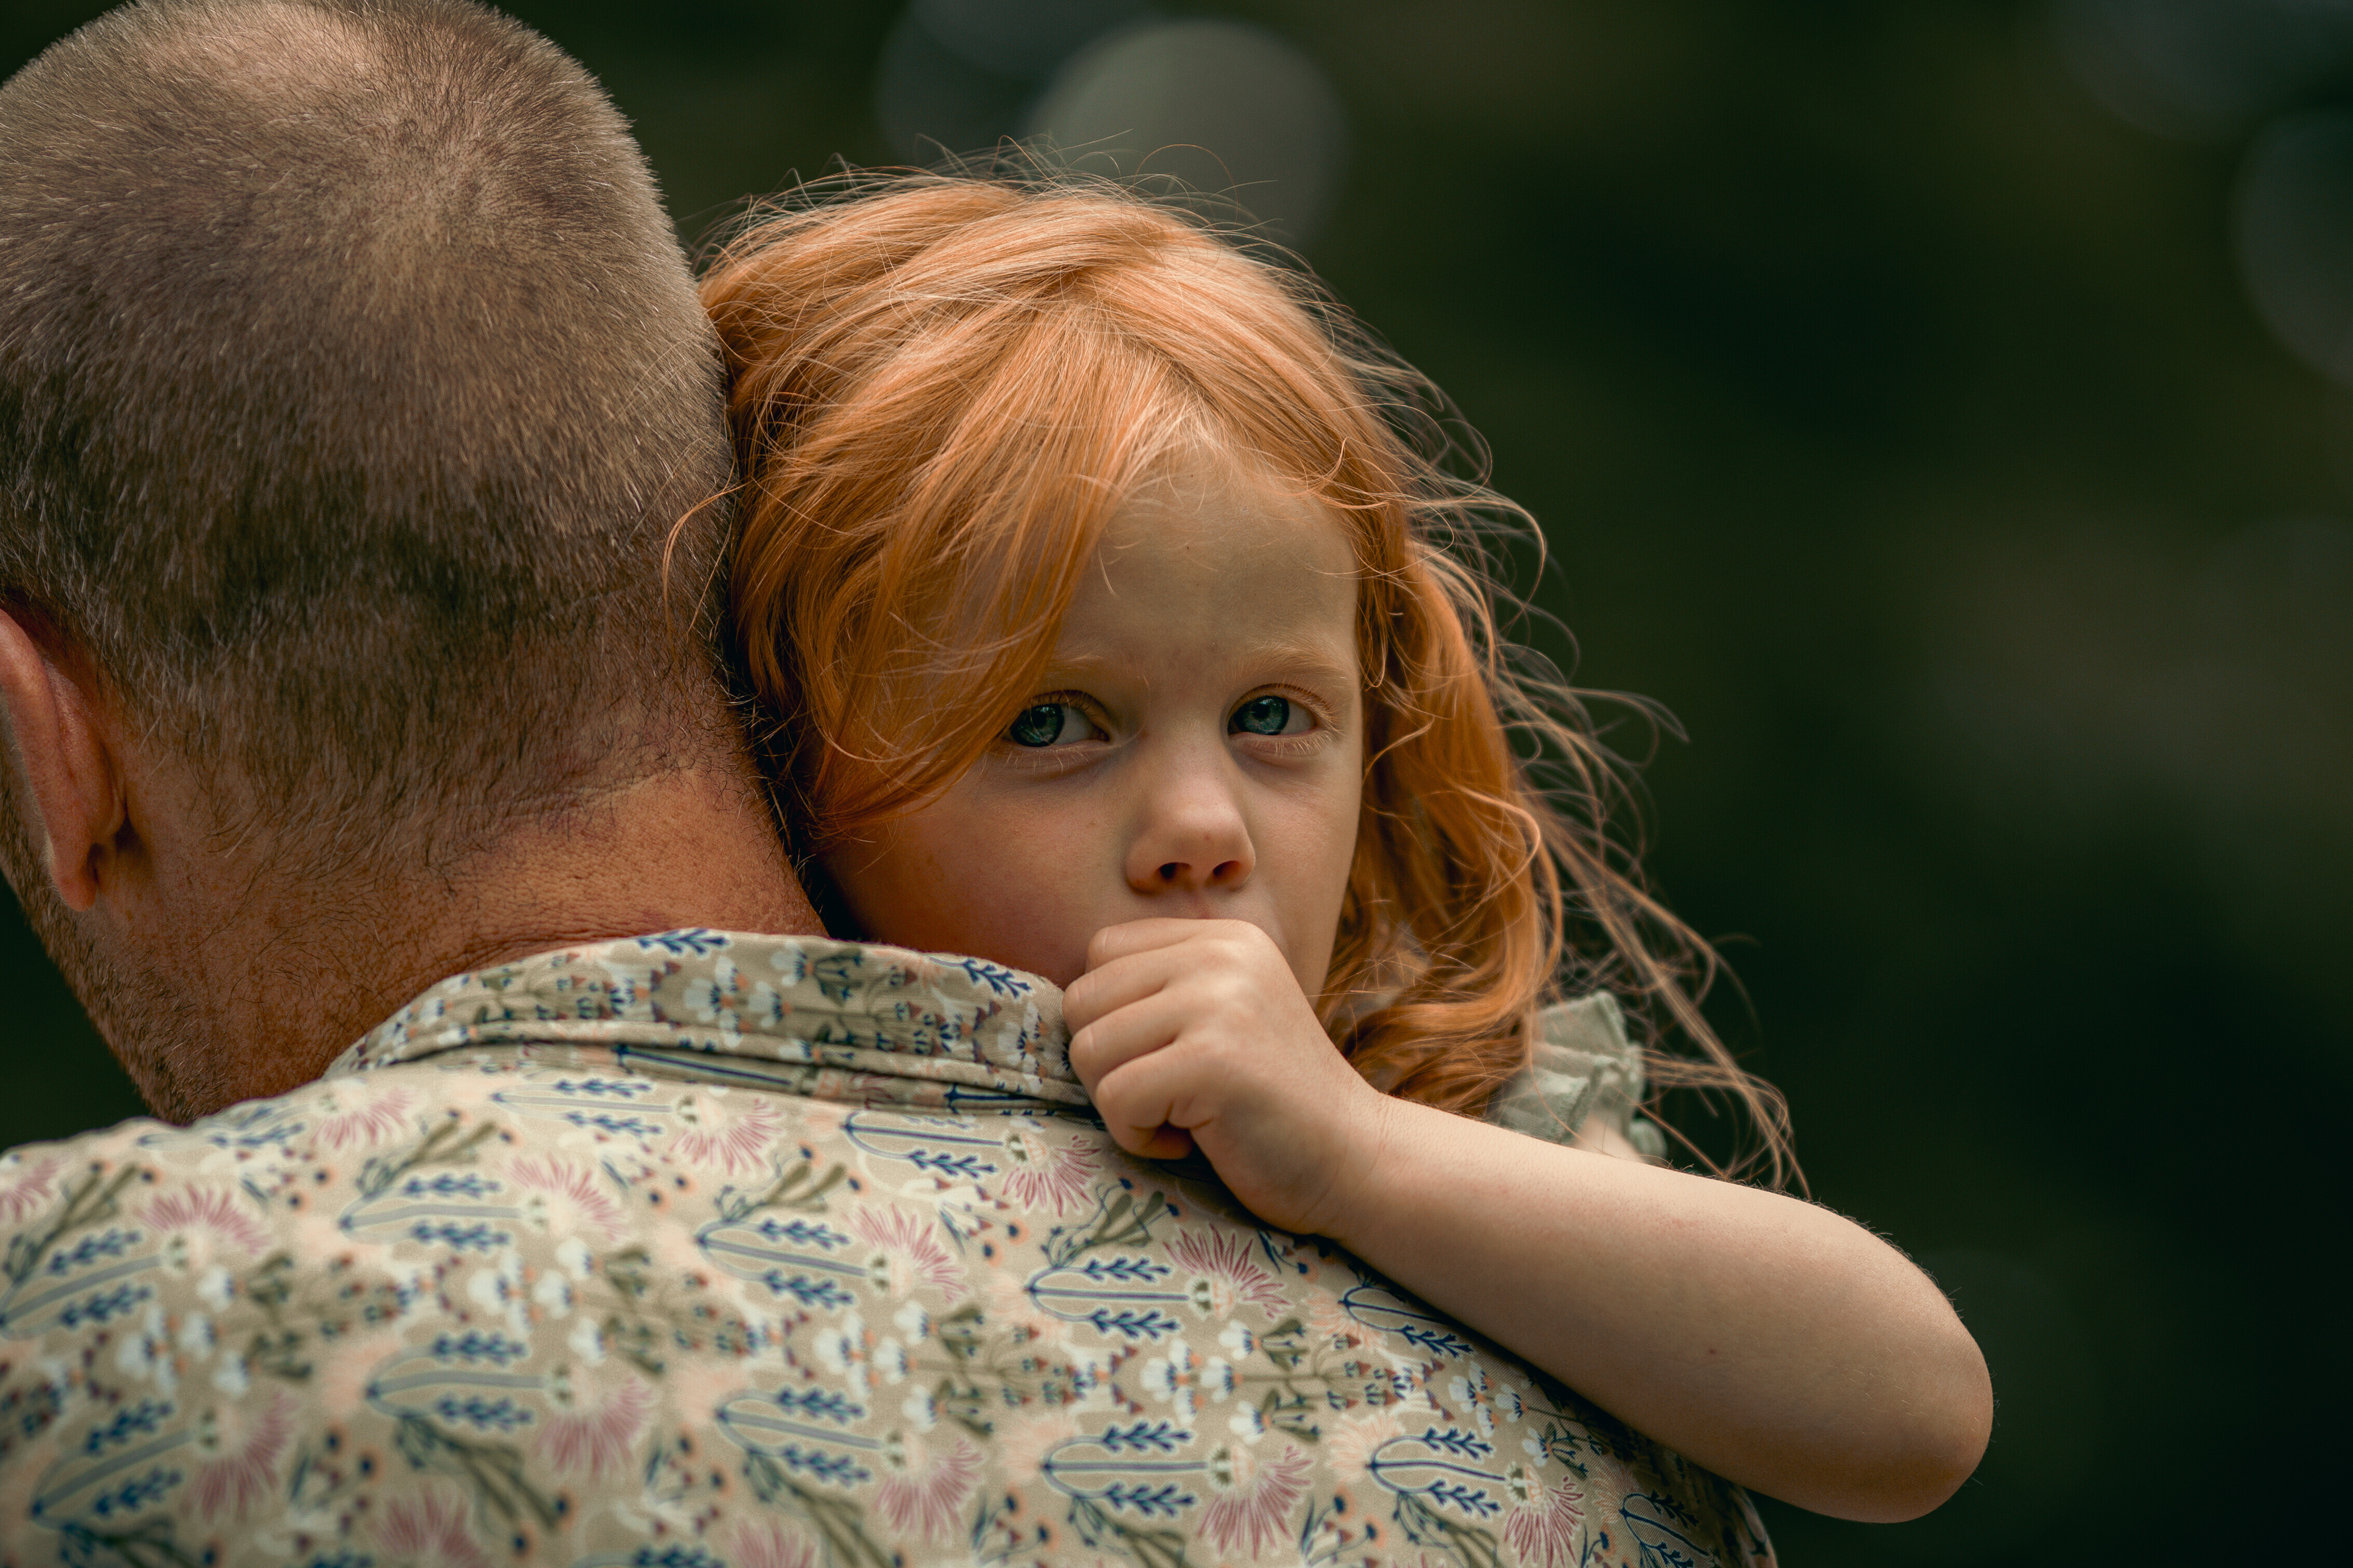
[0,609,125,912]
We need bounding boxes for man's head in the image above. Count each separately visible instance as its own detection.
[0,0,769,1115]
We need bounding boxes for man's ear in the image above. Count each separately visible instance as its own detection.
[0,609,123,912]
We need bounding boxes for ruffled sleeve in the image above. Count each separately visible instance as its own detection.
[1484,991,1668,1159]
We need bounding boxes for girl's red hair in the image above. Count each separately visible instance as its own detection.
[701,169,1792,1185]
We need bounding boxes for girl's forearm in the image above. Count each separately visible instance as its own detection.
[1325,1098,1991,1523]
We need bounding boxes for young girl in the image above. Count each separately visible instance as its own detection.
[700,170,1990,1523]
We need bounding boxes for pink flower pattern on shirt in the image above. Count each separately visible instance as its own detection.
[536,1371,653,1478]
[185,1389,295,1521]
[376,1482,492,1568]
[1506,1468,1590,1567]
[1168,1226,1291,1316]
[143,1184,271,1256]
[505,1151,628,1240]
[996,1121,1099,1214]
[851,1203,965,1295]
[730,1517,819,1568]
[1201,1442,1315,1555]
[873,1431,985,1542]
[667,1091,786,1173]
[0,1156,58,1226]
[313,1085,420,1151]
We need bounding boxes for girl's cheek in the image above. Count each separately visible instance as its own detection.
[961,799,1111,982]
[829,792,1104,983]
[820,806,980,945]
[1295,761,1366,992]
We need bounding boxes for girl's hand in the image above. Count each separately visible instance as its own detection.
[1062,917,1392,1238]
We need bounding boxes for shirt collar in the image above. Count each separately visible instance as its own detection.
[328,929,1086,1109]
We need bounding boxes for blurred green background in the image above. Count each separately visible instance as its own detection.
[4,1,2346,1562]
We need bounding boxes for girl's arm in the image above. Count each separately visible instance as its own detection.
[1332,1091,1991,1523]
[1066,918,1993,1524]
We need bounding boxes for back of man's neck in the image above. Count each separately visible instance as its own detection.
[429,764,821,977]
[141,763,821,1120]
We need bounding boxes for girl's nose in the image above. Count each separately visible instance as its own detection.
[1125,766,1256,896]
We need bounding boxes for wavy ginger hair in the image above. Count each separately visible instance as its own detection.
[703,172,1791,1184]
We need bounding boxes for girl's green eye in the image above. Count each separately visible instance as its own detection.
[1231,695,1296,736]
[1007,703,1083,747]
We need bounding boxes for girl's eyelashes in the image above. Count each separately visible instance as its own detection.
[1228,691,1323,739]
[1002,699,1105,748]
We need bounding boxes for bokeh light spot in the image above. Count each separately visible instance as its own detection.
[2236,110,2353,383]
[1024,19,1348,246]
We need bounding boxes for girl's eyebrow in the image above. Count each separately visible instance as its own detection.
[1232,637,1358,684]
[1040,637,1356,687]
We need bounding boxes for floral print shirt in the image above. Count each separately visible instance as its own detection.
[0,931,1773,1568]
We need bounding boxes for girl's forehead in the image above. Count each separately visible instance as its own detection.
[1101,445,1357,574]
[1062,454,1359,680]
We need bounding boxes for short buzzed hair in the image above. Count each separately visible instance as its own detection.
[0,0,736,873]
